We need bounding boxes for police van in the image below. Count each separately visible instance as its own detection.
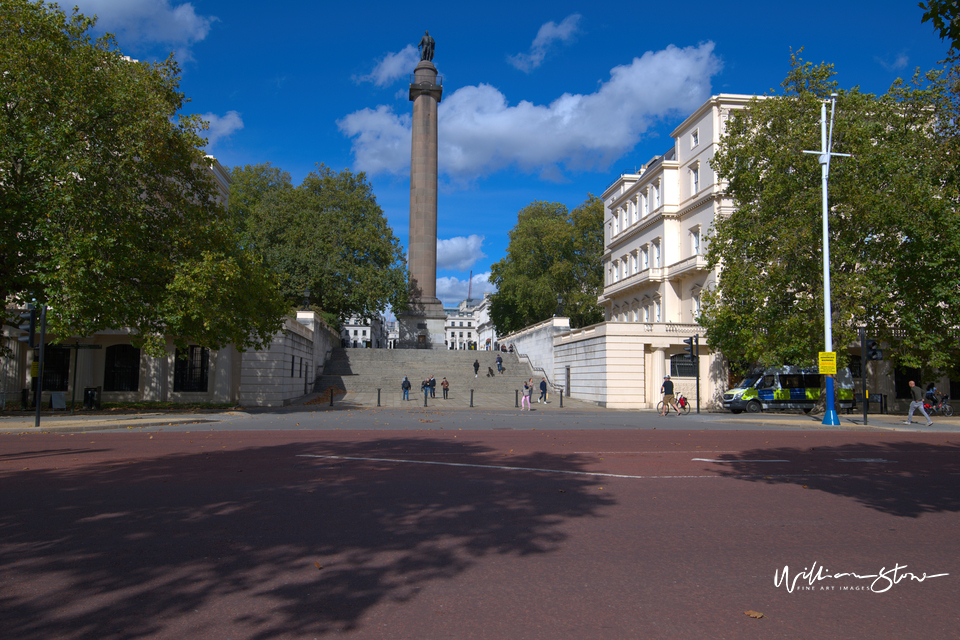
[723,366,855,414]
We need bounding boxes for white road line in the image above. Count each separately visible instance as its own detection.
[296,454,844,480]
[692,458,790,463]
[574,451,743,454]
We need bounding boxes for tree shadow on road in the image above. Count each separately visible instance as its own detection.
[0,436,614,638]
[711,440,960,518]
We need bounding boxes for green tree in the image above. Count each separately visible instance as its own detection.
[0,1,286,356]
[920,0,960,51]
[489,196,605,335]
[703,52,960,376]
[241,164,408,324]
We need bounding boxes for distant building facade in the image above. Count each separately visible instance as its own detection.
[341,314,387,349]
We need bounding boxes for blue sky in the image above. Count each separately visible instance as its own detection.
[74,0,949,307]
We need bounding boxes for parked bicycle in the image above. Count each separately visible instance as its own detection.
[923,395,953,417]
[657,392,691,415]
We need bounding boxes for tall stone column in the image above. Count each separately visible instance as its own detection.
[398,52,447,348]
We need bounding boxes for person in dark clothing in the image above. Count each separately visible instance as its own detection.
[905,380,933,426]
[660,375,681,416]
[428,375,437,398]
[401,376,411,401]
[473,360,480,378]
[538,377,547,403]
[496,354,503,373]
[441,377,449,399]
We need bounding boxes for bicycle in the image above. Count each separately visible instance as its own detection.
[657,392,691,415]
[923,395,954,417]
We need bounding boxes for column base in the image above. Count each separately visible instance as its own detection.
[397,298,447,349]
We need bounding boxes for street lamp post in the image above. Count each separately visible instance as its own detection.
[803,94,850,426]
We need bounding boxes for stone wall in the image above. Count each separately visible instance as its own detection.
[500,318,570,391]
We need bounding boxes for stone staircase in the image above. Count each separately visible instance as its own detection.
[316,348,545,402]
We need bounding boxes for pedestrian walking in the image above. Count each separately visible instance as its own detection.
[473,359,480,378]
[660,375,681,416]
[496,354,503,373]
[521,379,531,411]
[429,375,437,398]
[905,380,933,426]
[441,377,449,399]
[538,377,547,403]
[401,376,411,401]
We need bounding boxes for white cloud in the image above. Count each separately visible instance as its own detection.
[337,105,412,176]
[355,45,421,86]
[875,52,909,72]
[201,111,243,148]
[75,0,217,60]
[508,14,582,73]
[339,42,722,182]
[437,235,487,271]
[436,272,496,305]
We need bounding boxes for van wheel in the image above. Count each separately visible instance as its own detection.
[746,400,762,414]
[730,409,743,414]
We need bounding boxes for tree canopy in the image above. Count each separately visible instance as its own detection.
[702,52,960,376]
[1,0,286,356]
[231,163,408,325]
[489,197,605,335]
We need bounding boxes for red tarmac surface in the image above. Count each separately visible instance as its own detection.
[1,428,958,639]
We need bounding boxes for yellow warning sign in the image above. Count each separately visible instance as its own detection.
[819,351,837,376]
[30,361,39,377]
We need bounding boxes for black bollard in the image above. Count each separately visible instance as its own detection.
[424,388,428,407]
[560,392,563,408]
[377,388,381,407]
[515,389,519,408]
[470,389,474,407]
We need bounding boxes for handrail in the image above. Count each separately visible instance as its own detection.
[510,349,562,394]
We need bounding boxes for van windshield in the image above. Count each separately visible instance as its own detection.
[733,376,760,389]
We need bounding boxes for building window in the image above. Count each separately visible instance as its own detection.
[362,329,367,336]
[174,346,209,392]
[631,252,638,274]
[691,129,699,148]
[613,260,620,282]
[644,305,650,322]
[671,355,697,377]
[41,345,70,392]
[631,199,638,224]
[468,322,472,327]
[653,242,661,268]
[691,228,701,255]
[104,344,140,392]
[467,332,472,338]
[613,212,619,235]
[691,165,700,194]
[641,247,649,269]
[693,293,702,319]
[642,192,649,216]
[655,299,662,322]
[654,183,661,208]
[353,330,358,336]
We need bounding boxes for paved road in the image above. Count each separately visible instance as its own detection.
[2,401,959,434]
[1,422,958,639]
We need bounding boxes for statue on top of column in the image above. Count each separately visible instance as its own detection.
[418,31,435,62]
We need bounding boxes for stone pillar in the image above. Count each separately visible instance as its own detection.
[398,57,447,348]
[649,347,666,408]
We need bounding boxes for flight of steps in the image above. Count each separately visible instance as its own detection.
[316,348,542,398]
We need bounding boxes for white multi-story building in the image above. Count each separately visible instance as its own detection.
[546,94,753,408]
[445,299,482,349]
[341,314,387,348]
[473,293,499,350]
